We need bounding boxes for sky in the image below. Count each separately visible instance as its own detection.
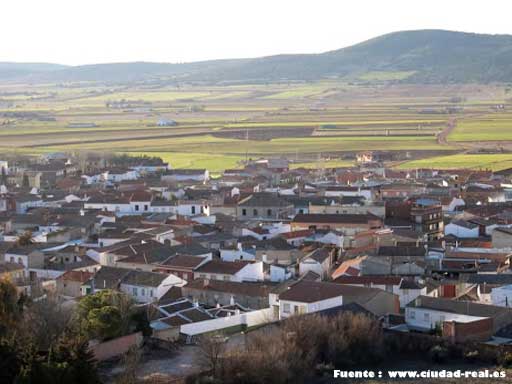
[2,0,512,66]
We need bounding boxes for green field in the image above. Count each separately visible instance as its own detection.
[449,115,512,141]
[1,81,511,171]
[397,154,512,171]
[126,151,245,172]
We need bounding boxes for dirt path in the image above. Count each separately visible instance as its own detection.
[437,117,456,146]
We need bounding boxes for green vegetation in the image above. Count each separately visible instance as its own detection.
[359,70,416,81]
[0,77,510,172]
[449,116,512,142]
[127,151,245,172]
[4,30,512,83]
[397,154,512,171]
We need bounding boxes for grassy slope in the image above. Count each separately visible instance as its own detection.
[396,154,512,171]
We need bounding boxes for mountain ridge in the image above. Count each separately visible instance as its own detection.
[2,29,512,84]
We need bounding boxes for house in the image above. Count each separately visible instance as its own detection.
[445,219,480,239]
[291,213,383,239]
[87,266,185,303]
[14,194,44,214]
[492,227,512,248]
[182,278,274,309]
[490,285,512,307]
[4,245,45,272]
[280,229,314,246]
[103,168,139,183]
[298,248,335,279]
[405,296,512,342]
[161,169,209,183]
[333,275,426,308]
[194,260,264,282]
[324,186,373,201]
[120,269,185,303]
[276,280,398,319]
[154,255,210,281]
[56,270,95,297]
[236,193,294,221]
[84,191,154,215]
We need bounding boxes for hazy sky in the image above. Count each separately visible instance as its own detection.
[2,0,512,66]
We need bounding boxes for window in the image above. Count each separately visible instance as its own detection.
[135,205,139,211]
[223,275,230,281]
[132,287,138,296]
[144,205,148,211]
[9,256,14,263]
[267,209,272,217]
[17,257,23,265]
[409,310,415,319]
[283,303,291,313]
[242,209,247,216]
[294,305,300,315]
[191,206,196,214]
[253,209,258,216]
[423,312,430,321]
[141,288,145,296]
[150,290,154,298]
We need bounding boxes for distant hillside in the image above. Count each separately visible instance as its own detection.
[3,30,512,84]
[0,62,68,80]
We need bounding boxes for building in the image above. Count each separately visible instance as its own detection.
[275,280,398,319]
[405,296,512,342]
[236,193,294,221]
[194,260,264,282]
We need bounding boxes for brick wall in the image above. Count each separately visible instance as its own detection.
[442,318,493,343]
[89,332,143,361]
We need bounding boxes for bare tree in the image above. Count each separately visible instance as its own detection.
[22,294,74,351]
[198,333,227,377]
[115,346,142,384]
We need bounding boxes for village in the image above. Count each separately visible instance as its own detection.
[2,150,512,381]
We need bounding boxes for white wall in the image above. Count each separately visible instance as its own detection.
[279,296,343,319]
[180,307,275,336]
[405,307,486,331]
[491,286,512,307]
[445,223,479,238]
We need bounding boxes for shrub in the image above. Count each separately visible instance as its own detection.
[429,345,449,364]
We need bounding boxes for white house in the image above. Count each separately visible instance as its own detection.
[162,169,210,183]
[491,285,512,307]
[405,296,491,332]
[194,260,264,282]
[445,219,479,238]
[120,271,185,303]
[298,248,332,279]
[175,201,210,217]
[102,169,139,183]
[269,264,294,282]
[333,276,426,308]
[276,280,397,319]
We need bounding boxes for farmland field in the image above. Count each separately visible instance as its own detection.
[1,81,512,170]
[396,154,512,171]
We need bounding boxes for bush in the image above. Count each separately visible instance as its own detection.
[203,313,384,384]
[429,345,449,364]
[499,352,512,368]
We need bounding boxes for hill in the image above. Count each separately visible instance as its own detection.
[3,30,512,83]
